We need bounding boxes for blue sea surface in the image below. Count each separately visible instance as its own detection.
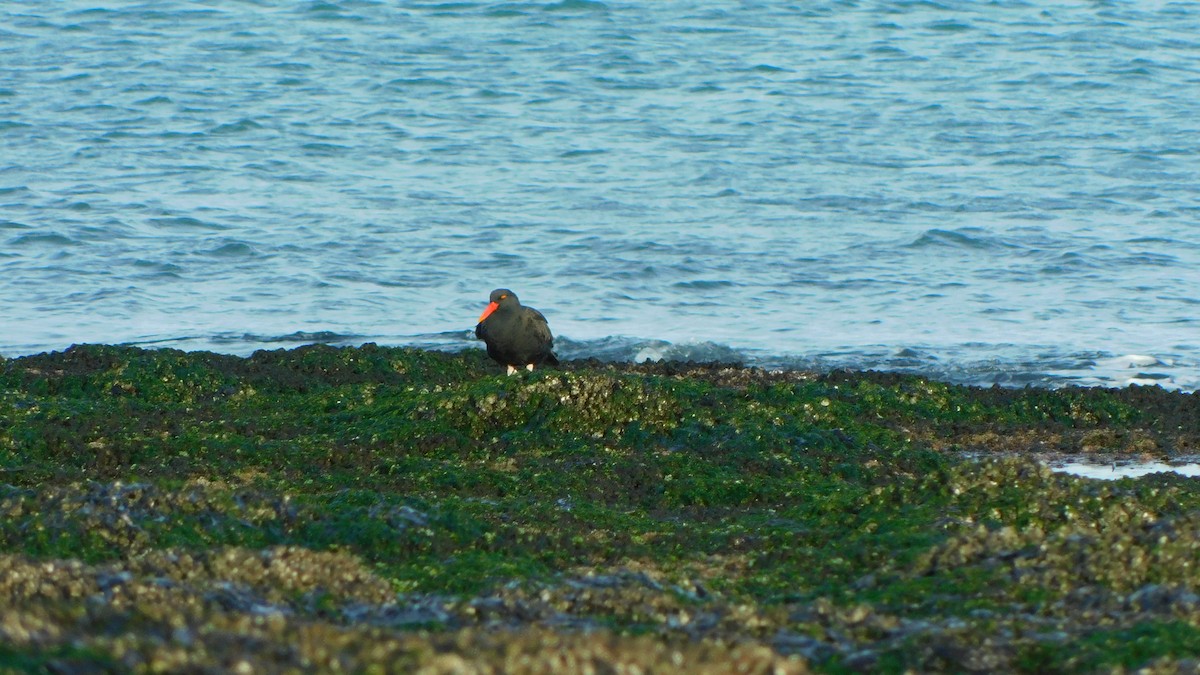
[2,1,1199,389]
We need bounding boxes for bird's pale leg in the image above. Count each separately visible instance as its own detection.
[526,364,534,372]
[506,365,518,376]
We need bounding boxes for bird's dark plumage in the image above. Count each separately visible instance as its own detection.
[475,288,558,374]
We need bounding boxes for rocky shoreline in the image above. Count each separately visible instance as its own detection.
[2,344,1200,672]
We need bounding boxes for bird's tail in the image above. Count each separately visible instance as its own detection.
[545,352,560,367]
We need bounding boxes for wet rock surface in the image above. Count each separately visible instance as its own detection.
[2,344,1200,671]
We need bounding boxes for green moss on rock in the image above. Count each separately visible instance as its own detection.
[2,344,1200,671]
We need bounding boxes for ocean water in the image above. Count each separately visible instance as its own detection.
[2,1,1199,389]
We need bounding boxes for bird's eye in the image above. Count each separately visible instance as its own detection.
[500,294,507,300]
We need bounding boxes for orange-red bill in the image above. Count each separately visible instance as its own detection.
[477,301,499,323]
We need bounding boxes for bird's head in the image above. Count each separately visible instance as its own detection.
[477,288,518,322]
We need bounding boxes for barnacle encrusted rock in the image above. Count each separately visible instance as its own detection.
[3,344,1200,671]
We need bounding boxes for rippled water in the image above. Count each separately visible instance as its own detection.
[3,1,1199,389]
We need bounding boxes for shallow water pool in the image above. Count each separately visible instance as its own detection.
[1051,460,1200,481]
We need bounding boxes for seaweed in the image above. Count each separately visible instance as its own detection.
[2,344,1199,671]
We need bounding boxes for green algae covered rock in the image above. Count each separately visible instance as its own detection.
[2,344,1200,672]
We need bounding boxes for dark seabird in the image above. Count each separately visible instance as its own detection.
[475,288,558,375]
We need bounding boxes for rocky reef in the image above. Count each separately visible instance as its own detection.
[2,344,1200,672]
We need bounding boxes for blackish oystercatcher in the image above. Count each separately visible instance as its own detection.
[475,288,559,375]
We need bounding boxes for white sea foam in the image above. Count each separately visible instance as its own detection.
[634,345,667,363]
[1053,461,1200,481]
[1099,354,1164,369]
